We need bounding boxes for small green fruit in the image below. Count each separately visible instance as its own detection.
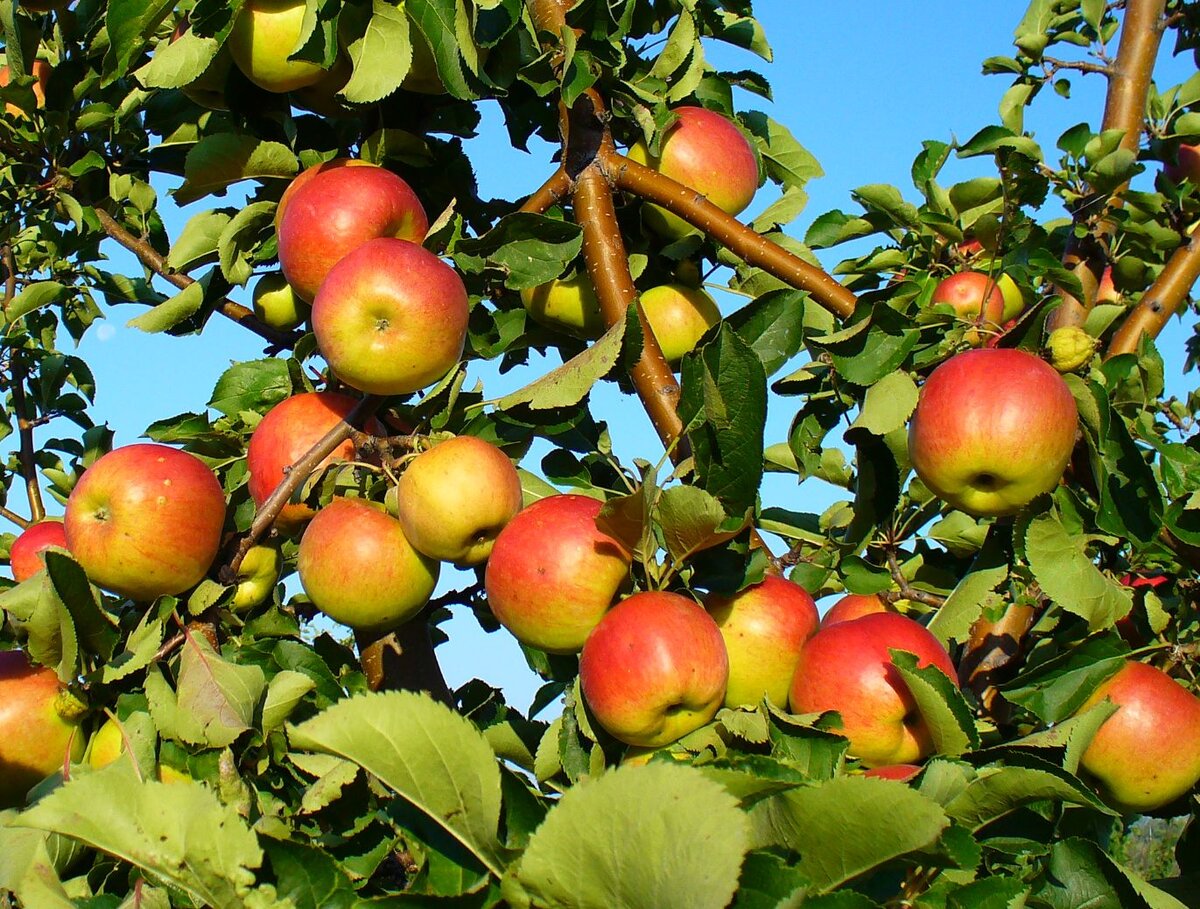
[252,273,309,332]
[231,545,281,612]
[1046,326,1099,373]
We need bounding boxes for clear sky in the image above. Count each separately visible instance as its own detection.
[12,3,1199,713]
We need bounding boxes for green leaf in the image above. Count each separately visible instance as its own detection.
[103,0,176,83]
[175,633,267,747]
[851,184,920,229]
[288,690,506,876]
[748,776,949,893]
[261,839,358,909]
[166,210,232,273]
[135,28,220,89]
[218,201,276,287]
[454,213,583,290]
[504,763,749,909]
[495,311,627,411]
[1000,633,1126,726]
[927,530,1010,646]
[945,754,1116,830]
[5,282,70,324]
[208,358,293,417]
[0,810,80,908]
[741,113,822,189]
[126,280,206,333]
[729,850,810,908]
[656,484,747,567]
[724,289,807,377]
[809,305,919,387]
[849,370,918,436]
[43,551,118,661]
[341,0,412,104]
[406,0,473,100]
[1036,837,1188,909]
[261,670,317,733]
[175,134,298,206]
[891,651,980,757]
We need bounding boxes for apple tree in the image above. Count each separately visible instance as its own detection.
[0,0,1198,906]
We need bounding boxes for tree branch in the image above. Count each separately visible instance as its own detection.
[4,246,45,522]
[0,504,30,530]
[357,620,452,704]
[1106,221,1200,357]
[519,167,571,215]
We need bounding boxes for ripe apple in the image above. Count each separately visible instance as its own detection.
[1077,661,1200,813]
[704,575,819,708]
[297,497,439,636]
[277,162,428,303]
[396,436,523,567]
[65,444,226,601]
[519,273,605,339]
[929,271,1006,345]
[273,157,373,236]
[639,283,721,365]
[312,238,469,396]
[580,591,729,748]
[252,272,309,331]
[1165,143,1200,184]
[863,763,921,782]
[907,347,1078,517]
[485,494,632,654]
[227,0,326,93]
[10,519,68,582]
[231,545,281,612]
[820,592,889,628]
[246,390,378,532]
[0,59,51,117]
[789,612,958,767]
[627,106,759,240]
[0,650,84,807]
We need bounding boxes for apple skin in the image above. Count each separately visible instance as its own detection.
[312,238,469,396]
[788,612,958,768]
[0,651,84,808]
[580,591,729,748]
[396,436,523,567]
[485,494,632,654]
[227,0,326,93]
[907,348,1078,517]
[0,59,51,117]
[820,593,889,628]
[519,273,605,339]
[1165,143,1200,184]
[1077,661,1200,813]
[231,545,281,612]
[277,162,428,303]
[252,272,309,331]
[704,575,819,709]
[273,158,373,236]
[297,498,439,636]
[863,763,921,782]
[246,391,377,533]
[65,444,226,602]
[88,716,192,784]
[930,271,1006,345]
[639,284,721,365]
[628,106,759,240]
[10,520,68,582]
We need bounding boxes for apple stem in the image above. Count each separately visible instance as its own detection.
[882,549,948,610]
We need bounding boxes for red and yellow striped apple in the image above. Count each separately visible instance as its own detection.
[10,520,67,582]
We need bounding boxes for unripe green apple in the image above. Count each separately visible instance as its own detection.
[628,106,759,240]
[252,272,309,332]
[704,575,819,708]
[1045,326,1099,374]
[820,593,889,628]
[227,0,326,93]
[580,591,729,748]
[1077,661,1200,813]
[170,18,233,111]
[907,348,1078,517]
[0,651,84,807]
[89,716,193,784]
[231,545,281,612]
[519,273,605,339]
[639,283,721,365]
[10,519,67,582]
[396,436,523,567]
[297,497,439,636]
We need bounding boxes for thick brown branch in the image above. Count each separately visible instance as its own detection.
[519,167,571,215]
[356,621,452,703]
[1107,221,1200,357]
[960,602,1038,715]
[604,151,857,320]
[95,209,302,350]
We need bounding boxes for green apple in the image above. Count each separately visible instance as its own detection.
[227,0,326,93]
[639,283,721,365]
[252,272,309,332]
[519,272,605,339]
[231,545,281,612]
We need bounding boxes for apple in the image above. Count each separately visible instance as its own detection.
[0,59,51,117]
[274,157,373,236]
[65,444,226,601]
[639,283,721,365]
[10,520,68,582]
[1165,142,1200,184]
[485,494,632,654]
[788,612,958,767]
[627,106,760,240]
[312,238,469,396]
[297,497,439,636]
[231,544,281,612]
[929,271,1006,345]
[252,272,309,331]
[246,390,378,532]
[0,650,84,807]
[907,348,1078,517]
[1045,326,1099,374]
[277,162,428,303]
[519,273,605,339]
[580,591,729,748]
[1077,661,1200,813]
[820,592,889,628]
[396,436,523,567]
[227,0,326,93]
[89,716,192,784]
[863,763,921,782]
[704,575,819,708]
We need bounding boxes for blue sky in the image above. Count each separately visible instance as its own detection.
[14,3,1199,711]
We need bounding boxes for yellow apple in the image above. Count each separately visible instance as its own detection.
[228,0,326,93]
[231,545,281,612]
[252,272,309,332]
[519,273,605,339]
[639,283,721,365]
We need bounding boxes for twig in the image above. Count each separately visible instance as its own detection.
[9,361,44,522]
[1106,220,1200,357]
[884,549,948,609]
[0,504,30,530]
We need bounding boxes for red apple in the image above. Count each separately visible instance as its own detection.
[297,498,439,636]
[704,575,819,708]
[907,348,1079,517]
[311,238,469,396]
[863,763,921,782]
[10,520,68,582]
[277,162,428,303]
[580,591,729,748]
[396,436,523,567]
[0,650,84,807]
[1165,143,1200,184]
[789,612,958,768]
[246,391,378,533]
[820,593,889,628]
[485,494,632,654]
[1077,661,1200,813]
[627,106,759,240]
[65,444,226,601]
[0,59,51,117]
[930,271,1006,345]
[274,158,374,236]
